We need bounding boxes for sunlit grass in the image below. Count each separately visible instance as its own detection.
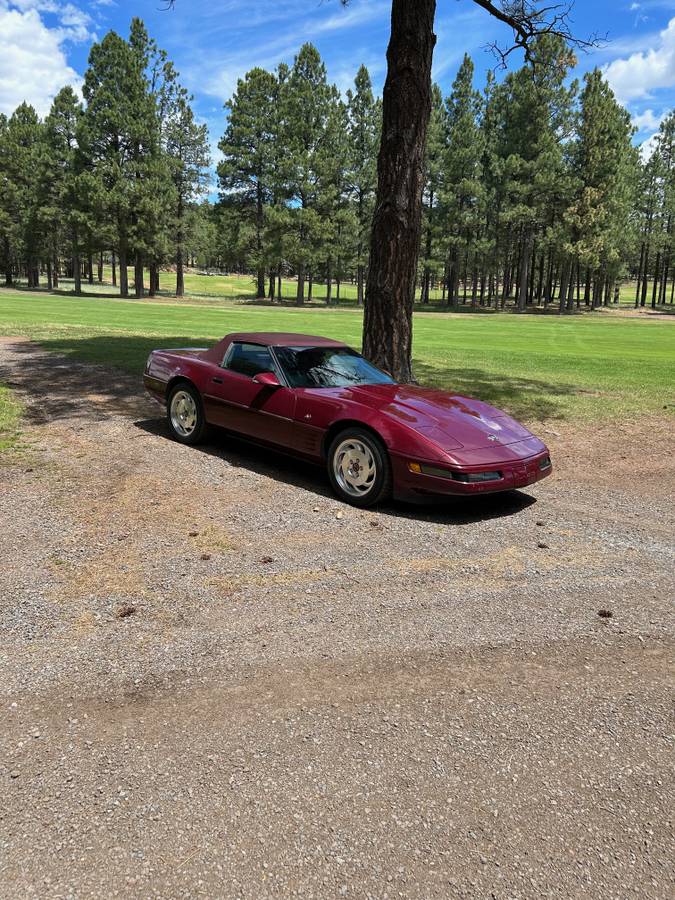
[0,288,673,423]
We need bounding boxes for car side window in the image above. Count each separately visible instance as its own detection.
[222,342,275,378]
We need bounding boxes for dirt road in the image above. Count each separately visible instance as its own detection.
[1,338,673,898]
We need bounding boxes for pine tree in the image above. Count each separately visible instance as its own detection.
[218,67,278,298]
[166,91,210,297]
[40,87,83,292]
[278,43,335,305]
[3,105,45,287]
[566,68,638,311]
[420,84,447,304]
[346,65,380,305]
[441,54,483,307]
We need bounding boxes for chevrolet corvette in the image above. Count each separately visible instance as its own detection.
[143,332,552,507]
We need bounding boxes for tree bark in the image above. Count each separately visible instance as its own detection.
[134,253,144,299]
[362,0,436,381]
[148,262,157,298]
[73,253,81,295]
[176,244,185,298]
[356,264,364,306]
[517,230,532,312]
[111,251,117,287]
[268,269,275,301]
[640,246,649,307]
[119,243,128,298]
[651,251,660,308]
[635,242,645,307]
[296,263,305,306]
[326,257,333,306]
[558,260,570,314]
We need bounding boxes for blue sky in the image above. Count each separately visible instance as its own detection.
[1,0,674,166]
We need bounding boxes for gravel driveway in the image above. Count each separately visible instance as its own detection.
[1,337,673,899]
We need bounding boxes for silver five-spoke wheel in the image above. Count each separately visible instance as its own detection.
[170,389,198,437]
[333,438,377,498]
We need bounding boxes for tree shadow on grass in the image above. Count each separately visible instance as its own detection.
[412,360,577,422]
[134,417,538,525]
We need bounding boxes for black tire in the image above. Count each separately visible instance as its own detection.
[166,382,209,445]
[327,427,392,508]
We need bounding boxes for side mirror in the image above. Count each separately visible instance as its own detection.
[253,371,281,388]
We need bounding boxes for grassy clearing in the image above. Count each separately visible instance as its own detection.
[12,269,667,309]
[0,288,673,423]
[0,383,23,451]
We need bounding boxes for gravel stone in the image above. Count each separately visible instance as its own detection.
[0,338,673,899]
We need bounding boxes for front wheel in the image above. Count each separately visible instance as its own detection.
[327,427,392,508]
[167,383,208,445]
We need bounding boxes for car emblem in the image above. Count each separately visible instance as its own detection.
[488,434,499,442]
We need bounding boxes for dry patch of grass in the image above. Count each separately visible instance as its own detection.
[0,383,22,451]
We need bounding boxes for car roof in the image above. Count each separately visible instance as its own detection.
[224,332,348,348]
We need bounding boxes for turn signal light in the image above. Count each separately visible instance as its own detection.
[407,461,422,474]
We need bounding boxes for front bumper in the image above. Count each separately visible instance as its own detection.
[391,449,552,500]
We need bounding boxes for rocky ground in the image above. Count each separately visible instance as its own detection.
[0,337,673,899]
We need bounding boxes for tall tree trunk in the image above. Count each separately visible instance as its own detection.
[46,259,53,291]
[111,251,117,287]
[558,260,570,314]
[53,257,59,289]
[97,253,103,283]
[635,242,645,307]
[257,267,266,299]
[356,264,365,306]
[268,269,275,301]
[3,237,11,285]
[176,244,185,298]
[640,246,650,307]
[73,253,81,295]
[296,263,305,306]
[517,231,531,312]
[326,257,332,306]
[651,251,660,308]
[567,260,578,311]
[307,272,313,301]
[119,241,128,298]
[87,251,94,285]
[148,262,157,298]
[362,0,436,381]
[134,253,144,299]
[277,270,282,300]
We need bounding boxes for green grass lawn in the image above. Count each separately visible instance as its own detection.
[0,383,23,450]
[13,267,666,310]
[0,288,673,424]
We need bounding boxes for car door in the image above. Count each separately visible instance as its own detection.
[203,341,296,446]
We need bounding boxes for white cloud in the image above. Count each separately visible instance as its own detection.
[0,4,82,116]
[603,16,675,100]
[640,131,661,159]
[631,107,666,130]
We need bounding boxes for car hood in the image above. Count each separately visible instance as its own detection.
[344,383,534,452]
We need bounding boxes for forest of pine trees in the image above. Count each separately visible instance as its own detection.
[1,20,673,311]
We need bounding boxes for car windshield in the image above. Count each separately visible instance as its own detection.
[274,346,395,389]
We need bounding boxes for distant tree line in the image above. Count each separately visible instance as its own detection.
[0,18,210,298]
[1,20,673,312]
[217,37,675,311]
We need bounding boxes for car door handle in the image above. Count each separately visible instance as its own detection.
[212,377,223,384]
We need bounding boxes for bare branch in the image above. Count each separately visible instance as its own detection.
[470,1,606,68]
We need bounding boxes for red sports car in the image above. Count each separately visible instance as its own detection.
[143,332,552,507]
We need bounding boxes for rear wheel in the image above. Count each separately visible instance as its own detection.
[327,427,392,508]
[167,383,208,445]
